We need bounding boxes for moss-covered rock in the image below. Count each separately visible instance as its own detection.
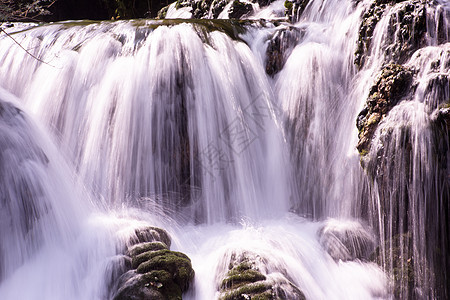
[356,64,413,154]
[218,251,306,300]
[112,226,194,300]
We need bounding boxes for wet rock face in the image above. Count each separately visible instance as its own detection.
[218,251,306,300]
[284,0,309,23]
[112,227,194,300]
[355,0,427,68]
[356,64,413,154]
[265,27,304,76]
[370,232,429,299]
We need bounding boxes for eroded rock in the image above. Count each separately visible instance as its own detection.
[112,227,194,300]
[355,0,427,68]
[218,251,306,300]
[265,26,304,76]
[357,64,413,154]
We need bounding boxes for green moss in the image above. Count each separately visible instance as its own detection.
[221,269,266,289]
[132,249,171,269]
[252,291,274,300]
[157,5,169,19]
[438,102,450,109]
[359,148,369,156]
[129,242,168,257]
[284,0,293,10]
[136,251,194,288]
[233,262,253,272]
[220,283,271,300]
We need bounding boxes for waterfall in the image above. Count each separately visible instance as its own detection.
[0,0,448,299]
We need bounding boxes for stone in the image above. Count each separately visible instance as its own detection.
[265,26,304,76]
[318,219,376,261]
[218,251,306,300]
[357,64,413,154]
[284,0,309,23]
[355,0,427,68]
[229,0,254,19]
[111,226,194,300]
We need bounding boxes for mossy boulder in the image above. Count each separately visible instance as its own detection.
[355,0,428,68]
[112,227,194,300]
[265,26,304,76]
[356,64,413,154]
[218,251,306,300]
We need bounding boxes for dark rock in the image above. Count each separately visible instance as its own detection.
[265,26,304,76]
[357,64,413,154]
[229,0,253,19]
[370,232,433,299]
[253,0,273,8]
[355,0,428,68]
[192,0,214,18]
[211,0,229,18]
[113,271,166,300]
[284,0,309,23]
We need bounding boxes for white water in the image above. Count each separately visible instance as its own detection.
[0,0,448,299]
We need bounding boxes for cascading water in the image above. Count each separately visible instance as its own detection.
[0,0,448,299]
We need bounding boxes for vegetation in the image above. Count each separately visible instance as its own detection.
[0,0,55,21]
[0,0,170,21]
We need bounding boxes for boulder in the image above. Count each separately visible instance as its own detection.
[112,227,194,300]
[318,219,376,261]
[218,251,306,300]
